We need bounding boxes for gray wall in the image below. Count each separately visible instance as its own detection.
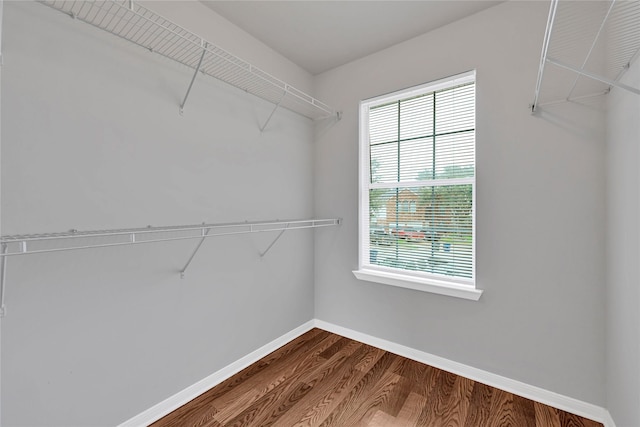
[314,1,606,405]
[606,58,640,427]
[1,2,318,425]
[1,0,624,425]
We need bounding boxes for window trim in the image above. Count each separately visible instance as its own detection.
[353,269,482,301]
[353,70,482,300]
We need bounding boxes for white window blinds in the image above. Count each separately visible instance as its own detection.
[361,71,475,286]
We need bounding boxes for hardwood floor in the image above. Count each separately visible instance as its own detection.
[151,329,603,427]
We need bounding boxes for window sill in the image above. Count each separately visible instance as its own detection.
[352,268,483,301]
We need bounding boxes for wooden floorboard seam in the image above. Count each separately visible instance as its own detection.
[151,329,604,427]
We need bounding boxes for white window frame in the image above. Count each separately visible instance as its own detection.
[353,71,482,301]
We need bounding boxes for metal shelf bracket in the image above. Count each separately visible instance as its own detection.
[1,244,8,318]
[531,0,559,113]
[0,0,4,67]
[259,223,289,257]
[180,224,210,279]
[1,0,4,316]
[259,94,284,132]
[180,41,207,115]
[547,57,640,96]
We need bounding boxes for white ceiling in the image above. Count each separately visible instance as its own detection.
[201,1,502,75]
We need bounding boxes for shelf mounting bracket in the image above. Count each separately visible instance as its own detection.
[180,225,210,279]
[260,93,286,132]
[531,0,559,113]
[1,244,8,317]
[179,41,207,115]
[565,0,616,101]
[547,57,640,96]
[0,0,4,316]
[260,223,289,258]
[0,0,4,67]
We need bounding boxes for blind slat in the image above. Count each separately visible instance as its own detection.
[367,79,475,282]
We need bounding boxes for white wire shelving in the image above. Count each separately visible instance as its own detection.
[0,218,340,257]
[38,0,340,124]
[0,218,341,316]
[532,0,640,112]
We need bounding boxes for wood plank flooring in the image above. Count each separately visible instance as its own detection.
[151,329,603,427]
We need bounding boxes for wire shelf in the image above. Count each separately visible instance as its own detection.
[532,0,640,111]
[0,218,341,256]
[0,218,341,315]
[38,0,337,121]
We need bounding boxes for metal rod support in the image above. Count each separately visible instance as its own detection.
[566,0,616,101]
[0,0,4,67]
[614,47,640,83]
[260,225,288,258]
[179,42,207,115]
[180,227,210,278]
[260,94,284,132]
[547,57,640,95]
[536,89,610,107]
[532,0,559,113]
[0,244,7,317]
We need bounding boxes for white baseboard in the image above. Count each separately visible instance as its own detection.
[117,319,316,427]
[314,319,615,427]
[119,318,616,427]
[601,411,617,427]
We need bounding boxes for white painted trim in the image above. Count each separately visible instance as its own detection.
[362,70,476,105]
[117,320,316,427]
[357,71,478,292]
[601,410,617,427]
[314,319,611,426]
[353,268,482,301]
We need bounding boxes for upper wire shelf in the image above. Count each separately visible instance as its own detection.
[0,218,341,256]
[532,0,640,112]
[38,0,338,121]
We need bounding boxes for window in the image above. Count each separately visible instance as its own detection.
[354,71,481,300]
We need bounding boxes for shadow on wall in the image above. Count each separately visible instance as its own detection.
[314,112,344,140]
[533,97,606,142]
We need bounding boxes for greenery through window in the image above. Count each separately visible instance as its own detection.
[362,72,475,284]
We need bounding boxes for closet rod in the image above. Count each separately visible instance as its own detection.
[0,218,341,256]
